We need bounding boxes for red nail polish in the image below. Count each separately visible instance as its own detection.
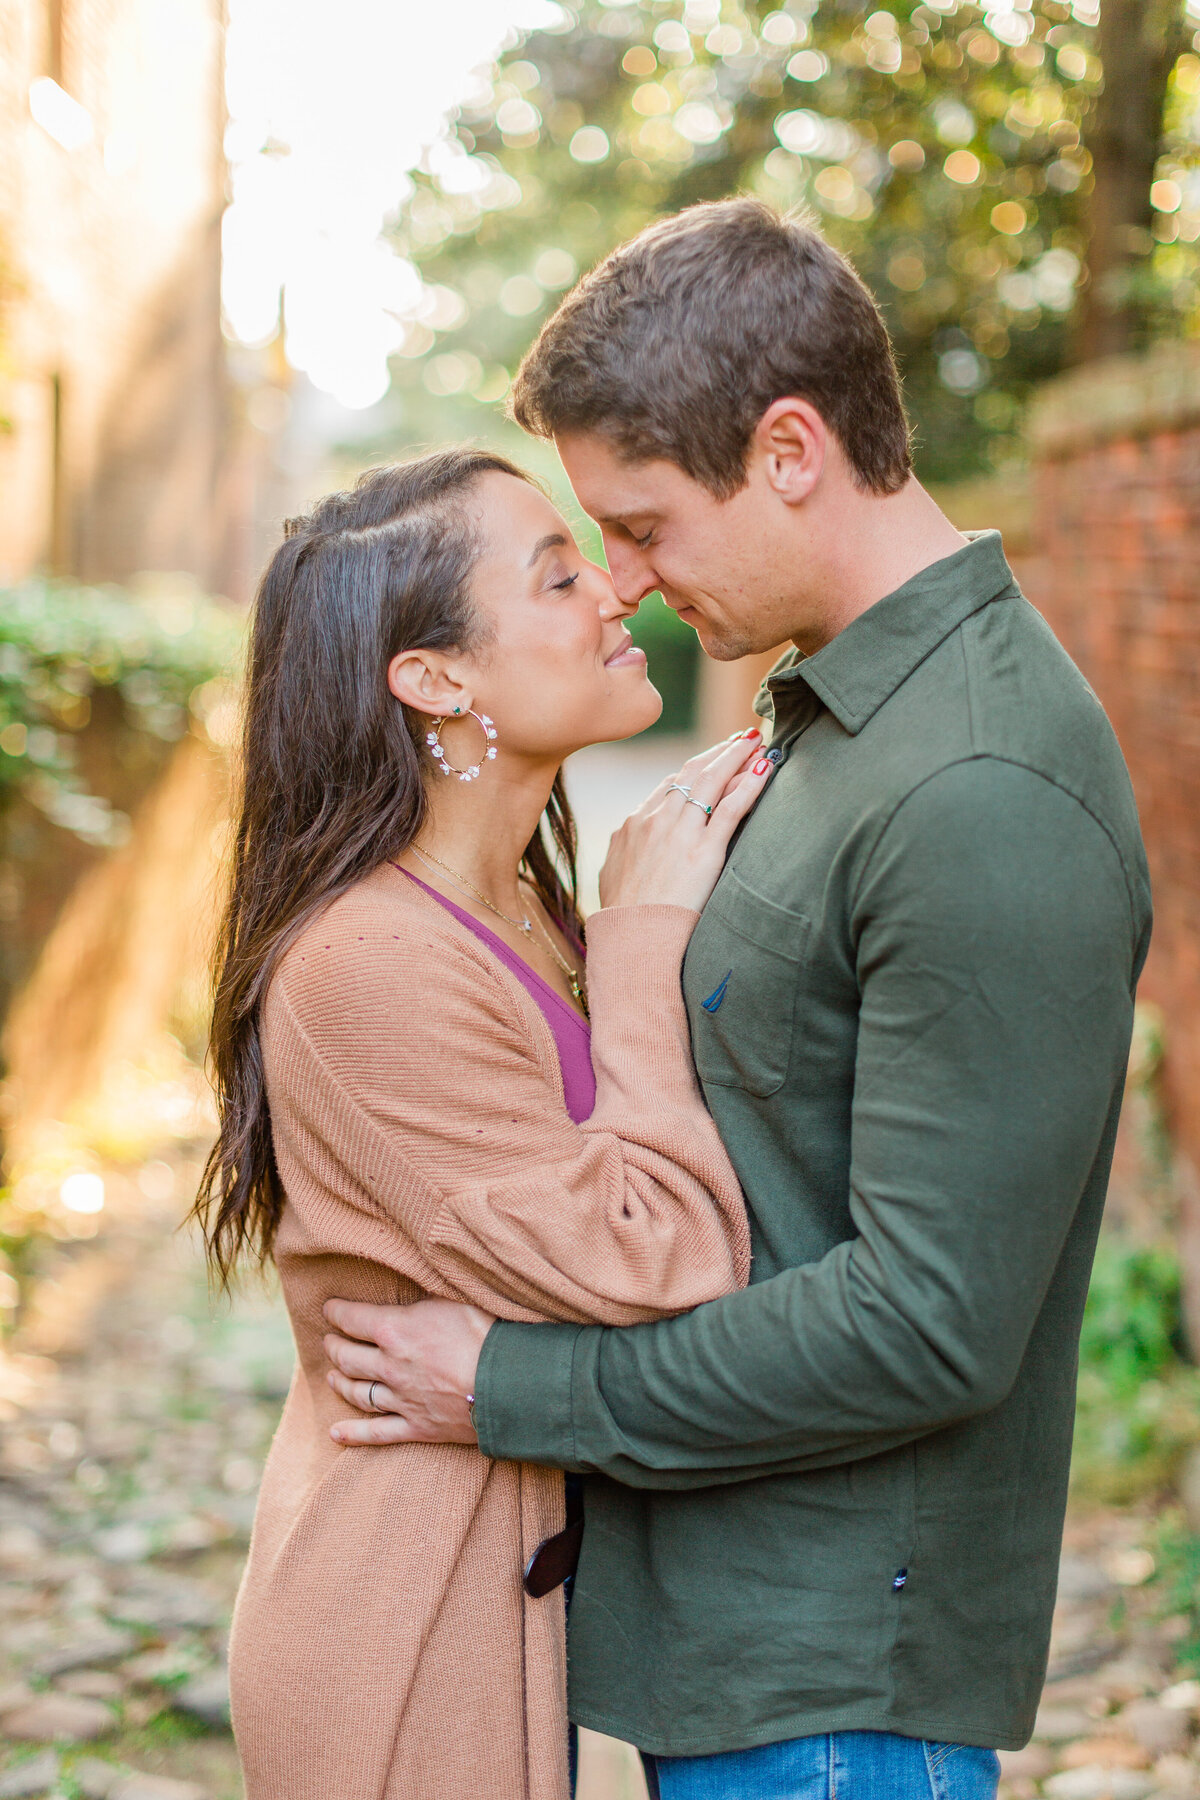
[743,726,761,738]
[752,757,770,776]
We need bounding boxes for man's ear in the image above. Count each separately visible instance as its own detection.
[753,397,827,505]
[387,650,471,718]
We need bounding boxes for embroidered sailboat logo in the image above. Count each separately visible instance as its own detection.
[701,970,732,1013]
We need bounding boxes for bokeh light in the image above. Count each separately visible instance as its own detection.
[60,1172,106,1215]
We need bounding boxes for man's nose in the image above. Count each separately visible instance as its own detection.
[602,538,656,611]
[598,576,643,622]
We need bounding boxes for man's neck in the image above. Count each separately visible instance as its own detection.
[791,480,968,658]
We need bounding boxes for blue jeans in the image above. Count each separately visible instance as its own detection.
[639,1731,1000,1799]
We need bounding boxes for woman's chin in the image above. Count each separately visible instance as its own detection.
[606,683,664,745]
[563,680,664,754]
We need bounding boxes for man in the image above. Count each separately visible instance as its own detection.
[322,200,1151,1799]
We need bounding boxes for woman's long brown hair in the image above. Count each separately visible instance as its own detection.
[192,450,583,1286]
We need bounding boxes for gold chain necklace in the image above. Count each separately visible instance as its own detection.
[408,845,588,1017]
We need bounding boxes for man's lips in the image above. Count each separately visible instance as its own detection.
[604,632,648,668]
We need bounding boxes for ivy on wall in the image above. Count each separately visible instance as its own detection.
[0,580,243,849]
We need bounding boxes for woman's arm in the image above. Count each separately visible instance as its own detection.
[267,895,750,1327]
[434,902,752,1319]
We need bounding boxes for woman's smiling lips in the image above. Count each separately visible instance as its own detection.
[604,632,648,669]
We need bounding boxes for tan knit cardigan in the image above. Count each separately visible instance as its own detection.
[229,865,750,1800]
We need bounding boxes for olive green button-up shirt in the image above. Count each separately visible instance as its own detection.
[474,532,1152,1757]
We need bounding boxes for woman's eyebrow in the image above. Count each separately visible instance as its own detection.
[527,532,568,567]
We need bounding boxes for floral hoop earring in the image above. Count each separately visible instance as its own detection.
[426,709,498,782]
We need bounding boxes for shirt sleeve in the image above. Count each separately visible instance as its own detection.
[473,758,1145,1483]
[268,900,750,1326]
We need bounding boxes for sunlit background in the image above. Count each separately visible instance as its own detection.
[225,0,1200,475]
[3,2,1200,1796]
[221,0,565,408]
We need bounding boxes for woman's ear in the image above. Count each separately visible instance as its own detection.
[387,650,471,718]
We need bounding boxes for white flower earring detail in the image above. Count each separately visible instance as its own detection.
[425,709,498,781]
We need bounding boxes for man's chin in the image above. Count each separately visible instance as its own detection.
[693,623,756,663]
[672,602,763,662]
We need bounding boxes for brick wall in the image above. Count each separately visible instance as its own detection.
[1020,347,1200,1274]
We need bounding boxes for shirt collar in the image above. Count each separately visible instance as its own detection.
[755,530,1018,737]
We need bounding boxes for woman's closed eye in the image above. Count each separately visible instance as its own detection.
[551,571,580,593]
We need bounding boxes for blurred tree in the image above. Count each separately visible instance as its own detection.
[386,0,1200,484]
[1082,0,1192,357]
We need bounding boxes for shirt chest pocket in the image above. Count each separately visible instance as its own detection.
[684,869,811,1098]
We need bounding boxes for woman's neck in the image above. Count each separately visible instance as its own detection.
[408,759,558,916]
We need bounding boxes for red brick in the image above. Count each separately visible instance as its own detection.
[1030,422,1200,1189]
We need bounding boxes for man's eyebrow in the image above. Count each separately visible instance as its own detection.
[527,532,568,567]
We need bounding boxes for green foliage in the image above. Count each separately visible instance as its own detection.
[0,578,242,848]
[1080,1235,1185,1396]
[386,0,1200,483]
[1151,1512,1200,1673]
[1072,1232,1200,1503]
[0,1205,42,1298]
[628,592,700,731]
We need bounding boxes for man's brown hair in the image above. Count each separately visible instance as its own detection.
[509,197,912,499]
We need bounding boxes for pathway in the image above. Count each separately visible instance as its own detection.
[6,1167,1200,1799]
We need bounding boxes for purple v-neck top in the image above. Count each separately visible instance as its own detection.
[403,871,596,1124]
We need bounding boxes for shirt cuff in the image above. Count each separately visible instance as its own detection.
[473,1318,586,1467]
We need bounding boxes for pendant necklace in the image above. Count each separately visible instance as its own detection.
[407,845,588,1017]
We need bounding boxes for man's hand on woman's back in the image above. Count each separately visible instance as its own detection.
[323,1297,493,1446]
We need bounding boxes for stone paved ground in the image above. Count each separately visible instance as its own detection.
[0,1150,654,1800]
[6,1159,1200,1800]
[0,1154,282,1800]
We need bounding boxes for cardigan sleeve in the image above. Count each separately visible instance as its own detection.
[266,896,750,1326]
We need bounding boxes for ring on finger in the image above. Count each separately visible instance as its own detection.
[685,797,714,819]
[367,1380,383,1412]
[665,782,692,799]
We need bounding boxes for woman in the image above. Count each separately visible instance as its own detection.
[195,449,771,1800]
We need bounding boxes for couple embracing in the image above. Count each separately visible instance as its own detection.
[196,200,1151,1800]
